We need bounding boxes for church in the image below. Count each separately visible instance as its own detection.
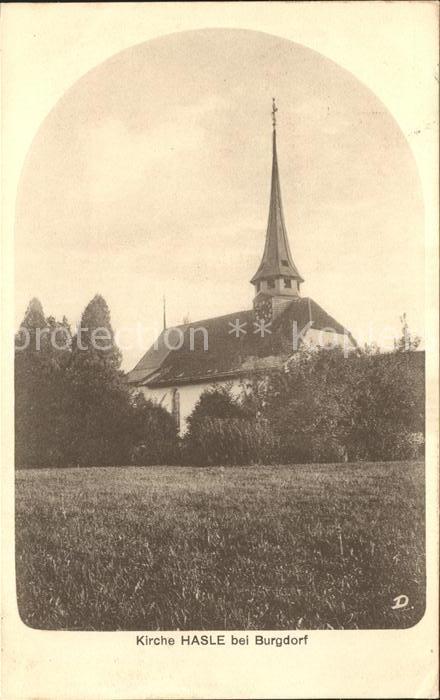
[127,101,355,432]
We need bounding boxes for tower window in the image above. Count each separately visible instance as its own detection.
[282,259,289,266]
[256,282,261,292]
[267,279,275,289]
[283,278,292,288]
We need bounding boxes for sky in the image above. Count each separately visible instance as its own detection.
[15,28,424,369]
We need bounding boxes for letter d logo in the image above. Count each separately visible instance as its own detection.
[391,594,409,610]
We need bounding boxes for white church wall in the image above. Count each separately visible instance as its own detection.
[134,378,242,435]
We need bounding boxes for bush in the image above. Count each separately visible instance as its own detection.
[183,385,278,466]
[279,434,348,465]
[186,384,246,428]
[183,416,278,466]
[242,346,425,464]
[129,393,180,465]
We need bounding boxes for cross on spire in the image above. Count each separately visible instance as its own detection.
[272,97,278,130]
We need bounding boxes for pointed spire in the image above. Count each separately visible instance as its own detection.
[272,96,278,130]
[251,99,303,286]
[163,295,167,331]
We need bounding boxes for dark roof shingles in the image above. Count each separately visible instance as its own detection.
[127,297,353,387]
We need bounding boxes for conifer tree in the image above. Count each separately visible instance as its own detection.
[64,294,131,466]
[15,298,71,466]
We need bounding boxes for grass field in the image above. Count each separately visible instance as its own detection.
[15,461,425,630]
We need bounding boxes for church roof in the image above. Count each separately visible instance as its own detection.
[126,297,354,388]
[250,118,303,284]
[126,331,172,385]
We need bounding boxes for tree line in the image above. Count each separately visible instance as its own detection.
[184,345,424,465]
[15,297,424,468]
[15,295,178,468]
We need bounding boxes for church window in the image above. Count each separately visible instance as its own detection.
[282,259,289,266]
[256,282,261,292]
[268,279,275,289]
[283,278,292,288]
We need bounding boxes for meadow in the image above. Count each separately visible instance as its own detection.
[15,461,425,630]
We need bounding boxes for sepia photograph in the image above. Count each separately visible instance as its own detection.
[13,25,427,633]
[2,3,438,698]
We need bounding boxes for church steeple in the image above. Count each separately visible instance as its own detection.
[251,99,303,300]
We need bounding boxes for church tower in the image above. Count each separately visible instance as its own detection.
[251,99,304,321]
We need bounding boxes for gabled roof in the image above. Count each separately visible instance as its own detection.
[126,297,354,388]
[125,330,171,384]
[251,128,303,284]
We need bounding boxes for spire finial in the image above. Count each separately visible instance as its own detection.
[272,97,278,130]
[163,295,167,331]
